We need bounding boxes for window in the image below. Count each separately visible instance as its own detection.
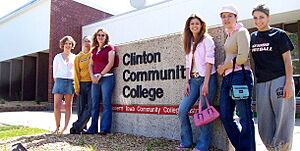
[285,23,300,98]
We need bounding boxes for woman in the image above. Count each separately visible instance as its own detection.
[70,36,92,134]
[251,4,295,151]
[217,5,256,151]
[52,35,76,134]
[176,14,217,151]
[85,28,115,135]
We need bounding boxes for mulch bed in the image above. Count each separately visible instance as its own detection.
[0,132,221,151]
[0,101,48,112]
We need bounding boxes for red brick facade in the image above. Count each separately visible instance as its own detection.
[48,0,112,102]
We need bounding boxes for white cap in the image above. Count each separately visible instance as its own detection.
[220,5,238,15]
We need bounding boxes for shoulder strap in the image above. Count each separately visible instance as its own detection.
[231,57,247,84]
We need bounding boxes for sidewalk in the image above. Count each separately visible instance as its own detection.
[0,111,299,150]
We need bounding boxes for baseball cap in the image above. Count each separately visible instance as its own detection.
[220,4,238,15]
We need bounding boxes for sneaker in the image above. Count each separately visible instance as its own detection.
[175,144,190,150]
[99,131,109,135]
[70,127,80,134]
[82,130,96,134]
[192,148,201,151]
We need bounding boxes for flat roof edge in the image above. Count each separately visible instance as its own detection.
[0,0,43,24]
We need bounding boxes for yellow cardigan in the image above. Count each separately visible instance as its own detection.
[74,52,92,94]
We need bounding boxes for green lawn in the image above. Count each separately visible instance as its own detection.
[0,125,48,140]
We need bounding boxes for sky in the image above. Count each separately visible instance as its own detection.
[0,0,167,19]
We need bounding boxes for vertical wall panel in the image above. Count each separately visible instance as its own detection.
[22,56,36,100]
[10,59,22,100]
[36,52,49,101]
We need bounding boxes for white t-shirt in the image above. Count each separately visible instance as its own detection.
[52,53,76,79]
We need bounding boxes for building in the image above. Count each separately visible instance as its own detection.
[0,0,111,101]
[82,0,300,149]
[0,0,299,149]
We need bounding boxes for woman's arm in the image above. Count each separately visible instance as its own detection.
[74,55,80,95]
[53,55,58,82]
[202,63,213,96]
[202,37,215,96]
[217,29,250,75]
[100,50,115,75]
[282,51,294,99]
[89,55,98,83]
[184,67,190,96]
[236,28,251,66]
[217,61,233,76]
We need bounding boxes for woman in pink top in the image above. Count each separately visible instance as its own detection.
[176,14,217,151]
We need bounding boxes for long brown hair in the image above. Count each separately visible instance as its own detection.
[92,28,110,48]
[183,14,207,54]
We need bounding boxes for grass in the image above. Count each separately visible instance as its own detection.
[85,144,97,151]
[0,125,48,140]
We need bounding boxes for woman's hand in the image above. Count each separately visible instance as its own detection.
[202,83,208,96]
[184,82,190,96]
[91,75,100,84]
[217,65,225,76]
[283,82,294,100]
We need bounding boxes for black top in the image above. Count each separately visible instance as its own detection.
[250,27,294,83]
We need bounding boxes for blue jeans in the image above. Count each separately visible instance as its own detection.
[220,70,256,151]
[87,75,115,133]
[178,73,217,151]
[72,82,92,132]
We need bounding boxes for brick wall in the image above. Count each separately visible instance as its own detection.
[48,0,112,102]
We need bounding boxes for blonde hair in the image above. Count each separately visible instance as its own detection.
[59,35,76,49]
[92,28,110,48]
[82,36,92,52]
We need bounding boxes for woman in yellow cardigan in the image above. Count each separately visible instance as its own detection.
[70,36,92,134]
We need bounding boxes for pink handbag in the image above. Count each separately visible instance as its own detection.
[193,97,220,126]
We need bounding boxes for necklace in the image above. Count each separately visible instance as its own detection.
[96,47,102,55]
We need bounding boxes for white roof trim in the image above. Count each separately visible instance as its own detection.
[0,0,43,24]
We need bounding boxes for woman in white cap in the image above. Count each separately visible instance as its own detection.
[217,4,256,151]
[251,4,295,151]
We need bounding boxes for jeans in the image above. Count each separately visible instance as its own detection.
[72,82,92,132]
[220,70,256,151]
[87,75,115,133]
[178,73,217,151]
